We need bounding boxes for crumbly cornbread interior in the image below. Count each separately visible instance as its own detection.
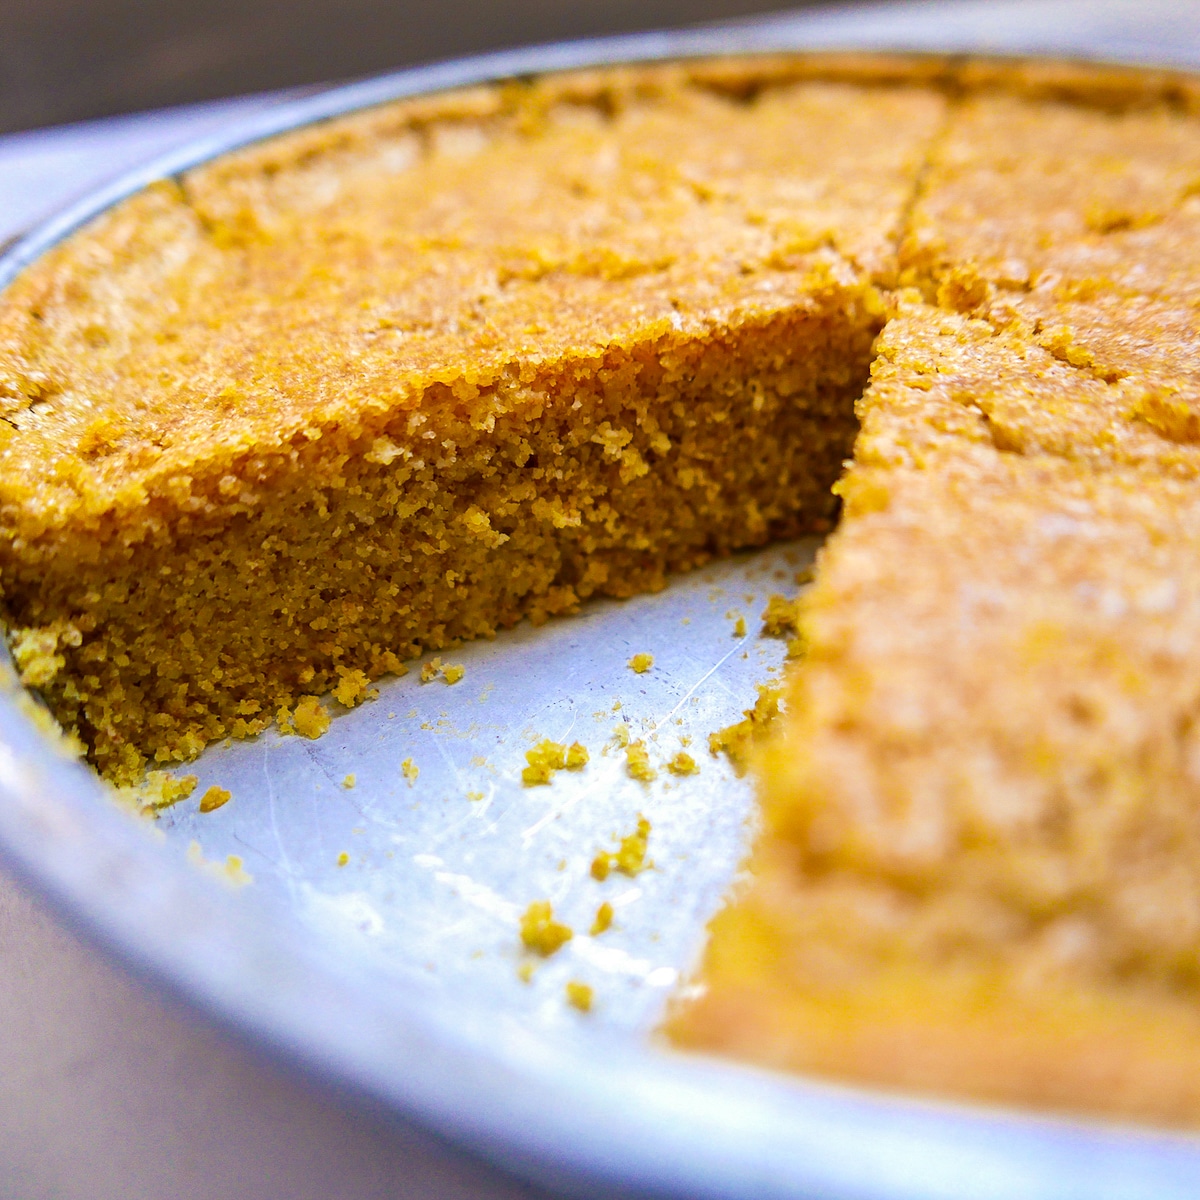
[7,54,1200,1125]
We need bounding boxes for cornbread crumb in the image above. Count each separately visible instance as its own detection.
[565,741,589,770]
[760,594,802,637]
[341,773,356,789]
[565,981,594,1012]
[401,758,419,786]
[517,961,535,984]
[115,770,198,814]
[624,740,657,782]
[667,751,699,776]
[590,901,614,935]
[187,840,253,887]
[198,785,231,813]
[336,851,350,867]
[333,668,373,707]
[519,900,573,956]
[277,696,330,739]
[707,684,783,775]
[522,739,566,785]
[733,616,747,637]
[420,657,464,685]
[611,724,631,749]
[592,815,653,880]
[628,653,654,674]
[466,790,484,802]
[10,624,74,688]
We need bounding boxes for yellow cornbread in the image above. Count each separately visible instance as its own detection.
[0,60,939,781]
[9,54,1200,1126]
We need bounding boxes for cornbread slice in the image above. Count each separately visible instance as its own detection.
[0,66,945,781]
[669,297,1200,1125]
[671,72,1200,1126]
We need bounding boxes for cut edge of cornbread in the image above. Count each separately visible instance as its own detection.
[4,277,881,782]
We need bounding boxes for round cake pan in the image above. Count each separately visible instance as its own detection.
[3,3,1200,1198]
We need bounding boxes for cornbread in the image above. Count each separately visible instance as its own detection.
[0,61,934,781]
[8,54,1200,1124]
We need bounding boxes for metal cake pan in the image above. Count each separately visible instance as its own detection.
[3,2,1200,1197]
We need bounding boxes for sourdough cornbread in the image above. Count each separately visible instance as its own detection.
[6,54,1200,1125]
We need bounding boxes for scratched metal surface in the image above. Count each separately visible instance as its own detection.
[157,540,815,1035]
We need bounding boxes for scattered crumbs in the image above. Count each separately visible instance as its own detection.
[187,840,253,888]
[519,900,573,956]
[523,739,588,784]
[406,708,418,719]
[470,755,488,767]
[198,784,232,813]
[624,740,657,782]
[681,616,691,625]
[420,656,464,685]
[708,684,784,776]
[590,901,614,936]
[680,733,692,747]
[336,851,350,867]
[517,961,536,984]
[387,712,397,720]
[342,773,356,789]
[628,652,654,674]
[667,750,699,776]
[277,694,331,739]
[733,615,747,637]
[557,858,568,872]
[744,593,756,603]
[401,758,419,785]
[795,565,815,585]
[420,721,433,730]
[466,790,485,802]
[566,981,594,1013]
[611,700,622,712]
[611,723,631,749]
[592,815,652,879]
